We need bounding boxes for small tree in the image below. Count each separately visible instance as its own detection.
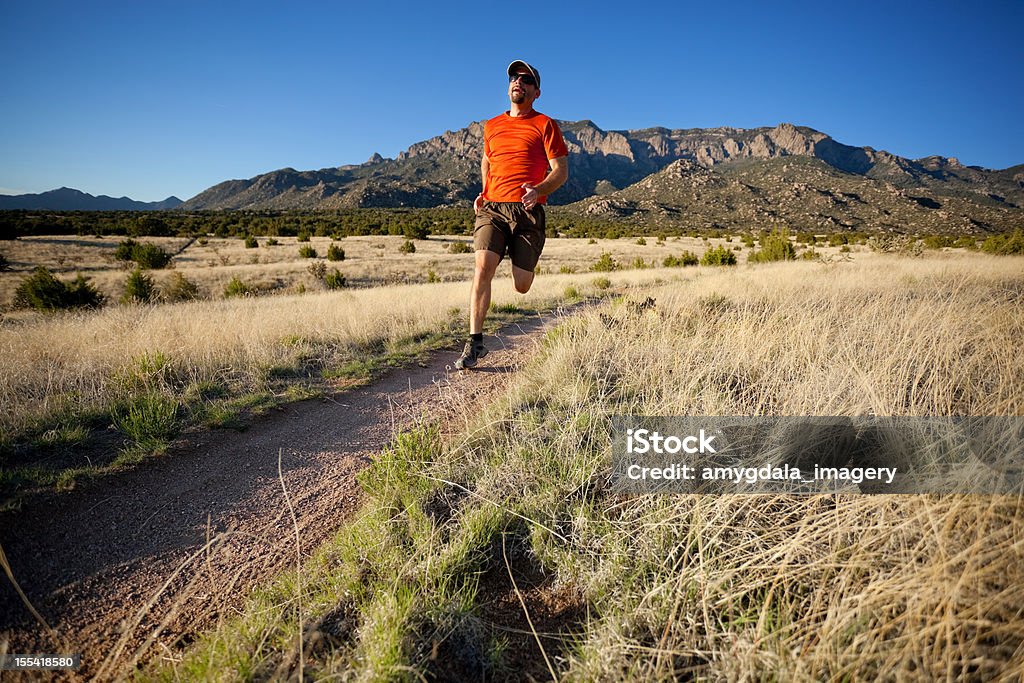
[122,268,156,304]
[244,235,258,248]
[327,244,346,261]
[14,266,105,311]
[324,269,347,289]
[701,246,738,266]
[162,272,200,302]
[299,245,317,258]
[399,240,416,254]
[224,276,255,298]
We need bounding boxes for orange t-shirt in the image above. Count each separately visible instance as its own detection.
[483,111,568,204]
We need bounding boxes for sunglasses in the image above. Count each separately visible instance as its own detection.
[509,72,537,87]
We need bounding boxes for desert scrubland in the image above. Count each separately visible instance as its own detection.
[133,252,1024,681]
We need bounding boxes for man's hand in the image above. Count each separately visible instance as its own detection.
[474,193,485,215]
[521,184,539,210]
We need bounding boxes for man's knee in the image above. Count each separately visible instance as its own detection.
[512,267,535,293]
[474,250,500,279]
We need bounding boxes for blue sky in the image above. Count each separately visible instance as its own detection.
[1,1,1021,202]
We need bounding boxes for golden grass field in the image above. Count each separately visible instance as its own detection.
[122,251,1023,681]
[0,232,856,311]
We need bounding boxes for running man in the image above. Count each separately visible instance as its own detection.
[455,59,569,369]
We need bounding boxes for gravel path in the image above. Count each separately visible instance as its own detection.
[0,308,572,680]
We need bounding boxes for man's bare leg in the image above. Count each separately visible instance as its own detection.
[470,249,500,334]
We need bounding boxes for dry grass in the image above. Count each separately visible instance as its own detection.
[149,251,1024,681]
[0,267,672,440]
[0,232,857,311]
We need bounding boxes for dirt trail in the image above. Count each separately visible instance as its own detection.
[0,308,572,680]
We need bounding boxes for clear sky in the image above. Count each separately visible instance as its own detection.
[2,0,1021,202]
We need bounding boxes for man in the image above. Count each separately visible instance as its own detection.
[455,59,570,369]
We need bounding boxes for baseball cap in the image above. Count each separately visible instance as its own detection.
[507,60,541,88]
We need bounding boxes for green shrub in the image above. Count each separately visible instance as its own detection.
[115,239,172,269]
[559,264,576,274]
[324,269,347,289]
[701,246,738,266]
[224,276,255,298]
[591,276,612,290]
[953,235,978,250]
[427,269,439,283]
[297,231,311,243]
[564,286,580,299]
[840,244,852,253]
[162,272,200,302]
[298,245,317,258]
[13,266,105,311]
[588,238,598,245]
[590,252,618,272]
[630,257,649,269]
[327,244,346,261]
[244,235,258,248]
[663,251,699,267]
[636,237,647,245]
[981,230,1024,255]
[448,241,473,254]
[828,233,850,246]
[122,268,156,304]
[399,240,416,254]
[748,230,797,263]
[265,238,279,247]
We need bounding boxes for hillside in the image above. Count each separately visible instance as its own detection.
[0,187,182,211]
[179,121,1024,232]
[564,156,1023,234]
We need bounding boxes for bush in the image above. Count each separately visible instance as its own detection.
[748,230,797,263]
[265,238,279,247]
[13,266,105,311]
[327,244,346,261]
[981,230,1024,255]
[224,276,255,298]
[298,245,317,258]
[448,241,473,254]
[590,252,618,272]
[115,239,172,269]
[559,265,576,274]
[244,235,258,248]
[162,272,200,302]
[592,276,612,290]
[399,240,416,254]
[636,237,647,245]
[323,269,347,289]
[564,286,580,299]
[122,268,156,304]
[307,261,327,279]
[297,231,311,243]
[663,251,699,267]
[630,257,649,269]
[701,246,738,266]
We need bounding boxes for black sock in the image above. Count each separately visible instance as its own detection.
[470,333,483,345]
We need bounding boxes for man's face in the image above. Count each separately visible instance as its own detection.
[508,70,539,106]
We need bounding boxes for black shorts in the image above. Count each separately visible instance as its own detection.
[473,201,546,271]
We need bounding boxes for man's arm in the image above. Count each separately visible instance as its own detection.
[521,155,568,210]
[474,155,489,215]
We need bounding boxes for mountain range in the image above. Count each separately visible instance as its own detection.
[6,122,1022,235]
[0,187,182,211]
[177,121,1022,234]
